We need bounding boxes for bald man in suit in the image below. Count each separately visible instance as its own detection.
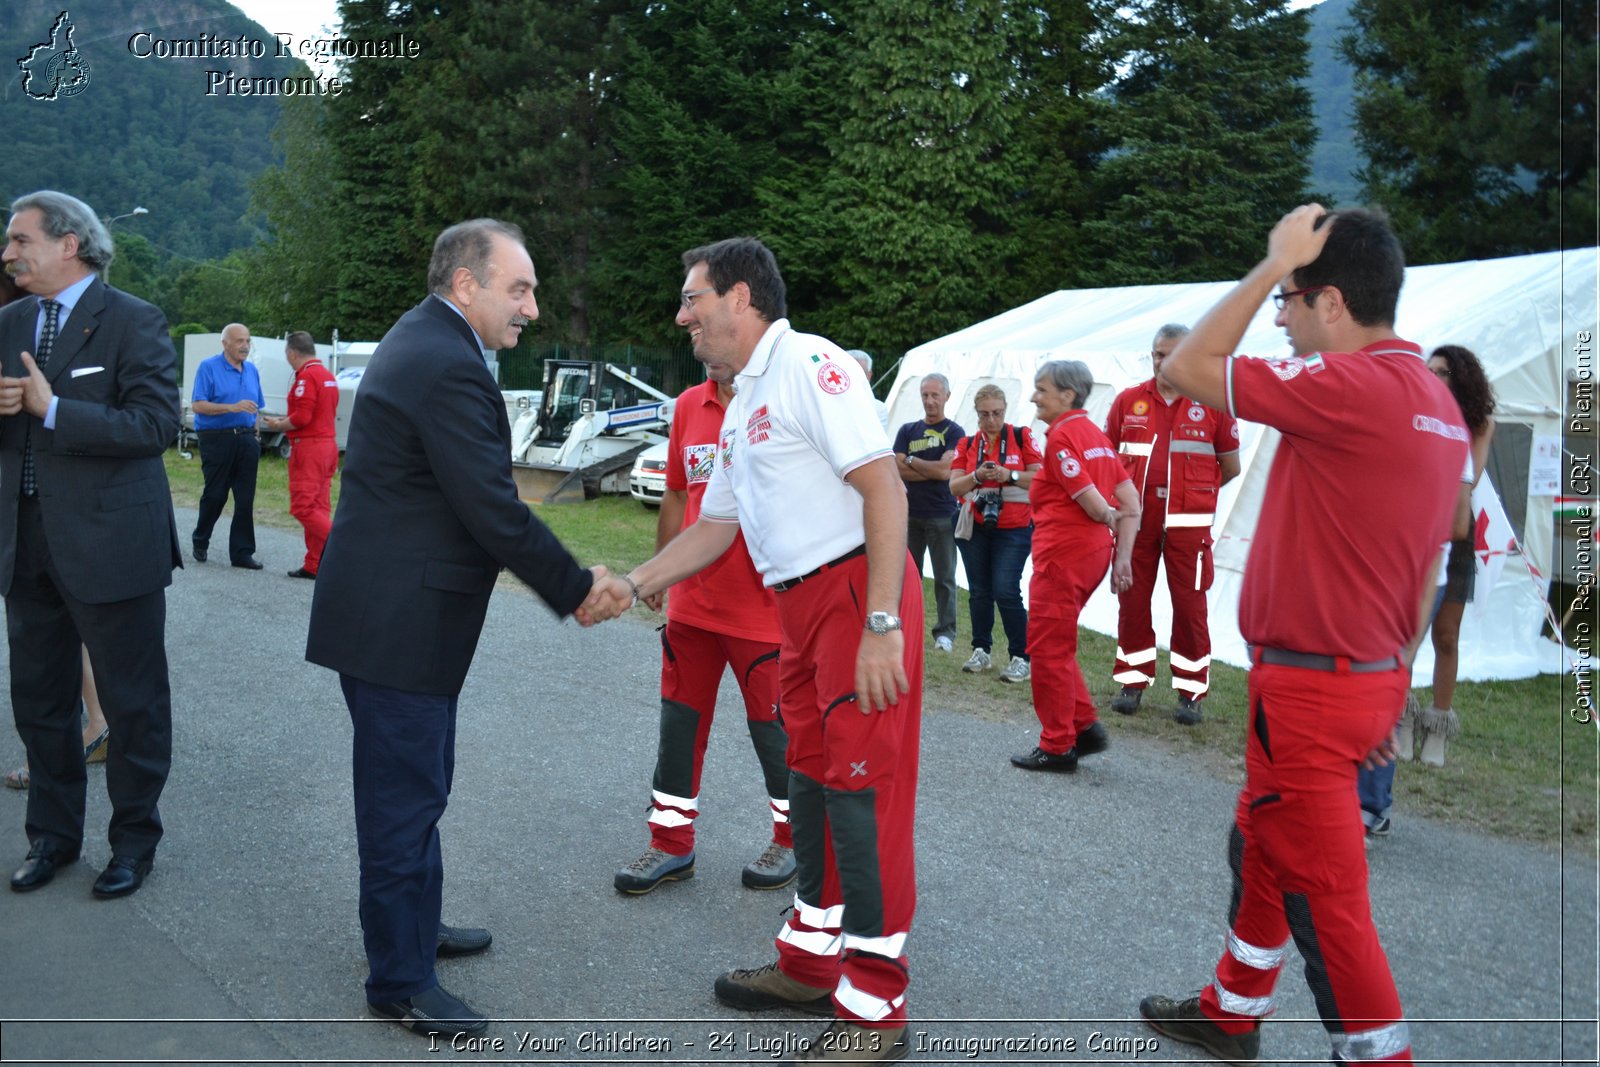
[0,190,181,900]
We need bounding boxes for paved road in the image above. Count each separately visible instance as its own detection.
[0,511,1595,1066]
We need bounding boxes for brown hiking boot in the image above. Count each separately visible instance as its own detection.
[790,1019,908,1062]
[714,960,834,1015]
[1139,994,1260,1065]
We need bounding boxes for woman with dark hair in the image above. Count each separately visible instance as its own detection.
[1360,344,1496,838]
[1411,344,1496,765]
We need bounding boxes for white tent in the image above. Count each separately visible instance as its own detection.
[888,248,1594,682]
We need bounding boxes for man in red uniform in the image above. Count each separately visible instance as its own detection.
[1104,324,1240,724]
[586,237,921,1062]
[613,375,794,895]
[1138,206,1467,1067]
[260,331,338,579]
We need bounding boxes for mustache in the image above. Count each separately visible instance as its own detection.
[510,316,531,327]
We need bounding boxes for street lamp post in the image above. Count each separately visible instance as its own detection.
[106,206,149,225]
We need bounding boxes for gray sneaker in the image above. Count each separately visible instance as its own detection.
[1139,994,1260,1065]
[934,635,954,652]
[741,841,797,890]
[961,648,992,673]
[999,656,1031,684]
[614,847,694,894]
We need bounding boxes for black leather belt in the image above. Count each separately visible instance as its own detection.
[199,426,255,436]
[1251,646,1401,673]
[772,544,866,592]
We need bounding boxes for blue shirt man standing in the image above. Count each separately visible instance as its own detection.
[190,322,264,569]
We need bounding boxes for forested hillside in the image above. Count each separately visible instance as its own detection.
[4,0,304,261]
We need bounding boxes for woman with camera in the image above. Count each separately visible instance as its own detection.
[1012,361,1140,773]
[948,384,1043,683]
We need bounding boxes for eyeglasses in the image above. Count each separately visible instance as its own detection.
[679,286,717,310]
[975,409,1005,419]
[1272,285,1328,310]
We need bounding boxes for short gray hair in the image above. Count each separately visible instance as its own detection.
[1037,359,1094,408]
[920,373,950,393]
[1153,323,1190,347]
[428,218,525,296]
[10,191,114,271]
[846,349,873,374]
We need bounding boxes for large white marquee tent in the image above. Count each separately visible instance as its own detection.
[885,248,1594,682]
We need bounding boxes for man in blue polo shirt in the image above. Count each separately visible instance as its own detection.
[190,322,264,569]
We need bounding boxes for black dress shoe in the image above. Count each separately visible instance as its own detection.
[192,544,208,562]
[369,983,488,1037]
[1010,746,1079,773]
[437,923,493,957]
[286,567,316,580]
[231,557,264,570]
[1074,721,1110,757]
[10,842,78,893]
[92,855,153,899]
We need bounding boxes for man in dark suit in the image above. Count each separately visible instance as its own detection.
[0,190,181,900]
[306,218,613,1039]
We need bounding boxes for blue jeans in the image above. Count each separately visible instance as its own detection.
[956,523,1031,660]
[1357,760,1394,819]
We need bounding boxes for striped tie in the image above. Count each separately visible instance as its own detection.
[20,298,60,498]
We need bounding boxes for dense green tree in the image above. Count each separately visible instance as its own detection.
[594,0,841,348]
[251,92,341,338]
[771,0,1026,359]
[1343,0,1595,260]
[1083,0,1317,284]
[1006,0,1124,298]
[257,0,631,345]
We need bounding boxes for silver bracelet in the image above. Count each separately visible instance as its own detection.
[620,574,640,607]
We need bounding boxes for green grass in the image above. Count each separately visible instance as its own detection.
[162,446,1594,851]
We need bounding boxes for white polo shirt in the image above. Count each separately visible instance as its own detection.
[700,318,893,585]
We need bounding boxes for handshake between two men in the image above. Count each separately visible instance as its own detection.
[574,566,646,627]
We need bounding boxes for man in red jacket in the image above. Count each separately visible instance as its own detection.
[261,331,338,578]
[1104,324,1240,723]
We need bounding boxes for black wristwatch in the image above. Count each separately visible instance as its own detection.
[1009,469,1019,484]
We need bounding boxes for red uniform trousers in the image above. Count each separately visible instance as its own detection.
[771,553,922,1028]
[1027,546,1111,754]
[287,435,338,575]
[648,618,789,855]
[1113,505,1214,697]
[1201,661,1412,1064]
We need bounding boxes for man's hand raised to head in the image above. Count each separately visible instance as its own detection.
[1267,204,1334,273]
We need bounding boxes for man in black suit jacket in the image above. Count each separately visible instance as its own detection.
[0,191,181,900]
[307,218,612,1038]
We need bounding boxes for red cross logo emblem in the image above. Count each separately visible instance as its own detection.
[817,362,850,395]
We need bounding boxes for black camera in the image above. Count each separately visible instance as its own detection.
[977,490,1003,528]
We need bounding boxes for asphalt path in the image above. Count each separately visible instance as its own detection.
[0,510,1595,1066]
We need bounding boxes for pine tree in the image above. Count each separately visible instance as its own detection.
[1084,0,1317,284]
[594,0,840,347]
[1343,0,1595,260]
[772,0,1027,359]
[1007,0,1124,298]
